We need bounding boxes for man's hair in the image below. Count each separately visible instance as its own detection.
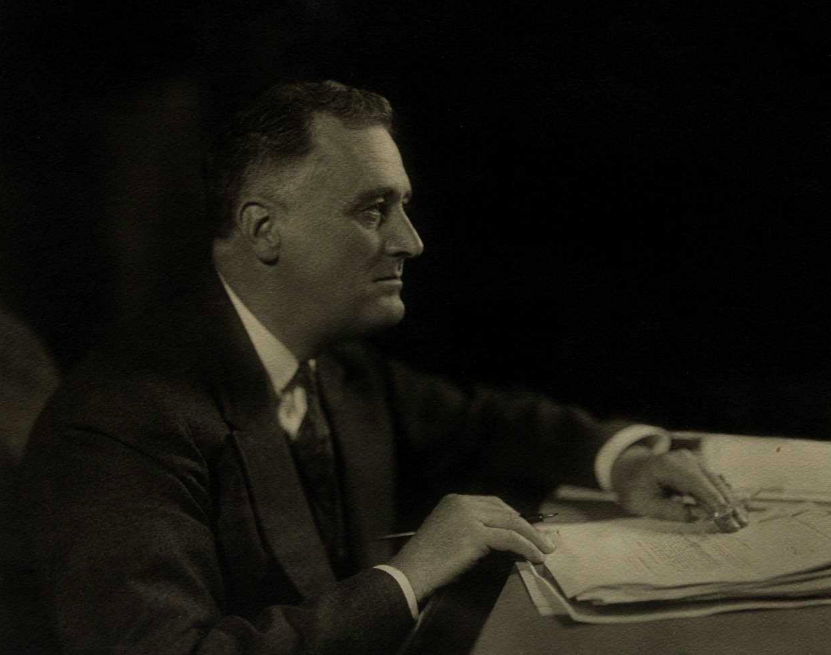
[204,80,395,238]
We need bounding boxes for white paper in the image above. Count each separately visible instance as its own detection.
[700,433,831,498]
[543,509,831,600]
[519,562,831,624]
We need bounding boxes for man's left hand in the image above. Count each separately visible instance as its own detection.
[611,444,749,532]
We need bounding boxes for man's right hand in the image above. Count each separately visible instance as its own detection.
[387,494,556,603]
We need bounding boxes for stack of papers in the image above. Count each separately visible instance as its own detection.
[520,504,831,623]
[699,434,831,503]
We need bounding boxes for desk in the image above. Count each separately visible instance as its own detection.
[406,500,831,655]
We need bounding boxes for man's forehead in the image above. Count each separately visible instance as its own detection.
[305,114,410,195]
[310,114,397,160]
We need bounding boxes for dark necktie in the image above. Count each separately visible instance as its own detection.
[285,362,349,573]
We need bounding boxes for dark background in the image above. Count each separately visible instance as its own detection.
[2,0,831,437]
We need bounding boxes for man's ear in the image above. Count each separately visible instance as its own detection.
[238,200,281,264]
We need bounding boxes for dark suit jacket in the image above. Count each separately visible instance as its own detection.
[21,272,622,655]
[0,307,59,653]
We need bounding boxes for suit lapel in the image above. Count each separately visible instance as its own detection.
[202,277,336,599]
[228,415,337,599]
[316,353,397,568]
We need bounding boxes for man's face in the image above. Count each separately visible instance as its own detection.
[271,115,423,342]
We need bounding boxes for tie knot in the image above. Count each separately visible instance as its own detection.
[277,362,316,438]
[290,361,316,395]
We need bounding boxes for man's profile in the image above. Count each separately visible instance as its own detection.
[21,80,746,654]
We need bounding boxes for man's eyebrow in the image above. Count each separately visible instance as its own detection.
[345,186,413,211]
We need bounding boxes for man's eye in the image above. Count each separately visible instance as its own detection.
[360,205,386,228]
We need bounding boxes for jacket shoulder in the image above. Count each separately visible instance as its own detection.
[28,296,235,475]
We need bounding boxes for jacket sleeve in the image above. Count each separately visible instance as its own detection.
[22,379,413,655]
[383,356,629,505]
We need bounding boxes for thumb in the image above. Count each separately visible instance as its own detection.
[630,496,697,523]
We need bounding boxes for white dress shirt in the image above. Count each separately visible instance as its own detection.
[219,274,670,619]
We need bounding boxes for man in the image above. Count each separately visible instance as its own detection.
[22,80,746,654]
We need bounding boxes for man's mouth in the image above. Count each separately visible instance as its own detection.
[374,266,404,282]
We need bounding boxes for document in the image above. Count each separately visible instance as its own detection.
[545,508,831,599]
[699,434,831,501]
[517,562,831,623]
[519,506,831,623]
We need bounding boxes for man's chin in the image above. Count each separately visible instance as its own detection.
[354,299,407,335]
[370,301,406,329]
[323,297,408,344]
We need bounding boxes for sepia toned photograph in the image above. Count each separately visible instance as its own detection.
[2,2,830,653]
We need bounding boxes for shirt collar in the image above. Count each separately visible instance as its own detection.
[218,272,299,395]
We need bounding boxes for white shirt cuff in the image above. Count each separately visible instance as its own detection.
[373,564,419,620]
[594,424,672,491]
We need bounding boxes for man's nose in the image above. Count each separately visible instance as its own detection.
[385,210,424,259]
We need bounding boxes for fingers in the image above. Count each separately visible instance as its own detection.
[623,493,693,524]
[450,495,555,560]
[671,453,749,531]
[700,468,749,531]
[390,494,557,601]
[650,451,748,531]
[481,511,556,556]
[485,527,549,563]
[479,495,521,515]
[658,451,724,508]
